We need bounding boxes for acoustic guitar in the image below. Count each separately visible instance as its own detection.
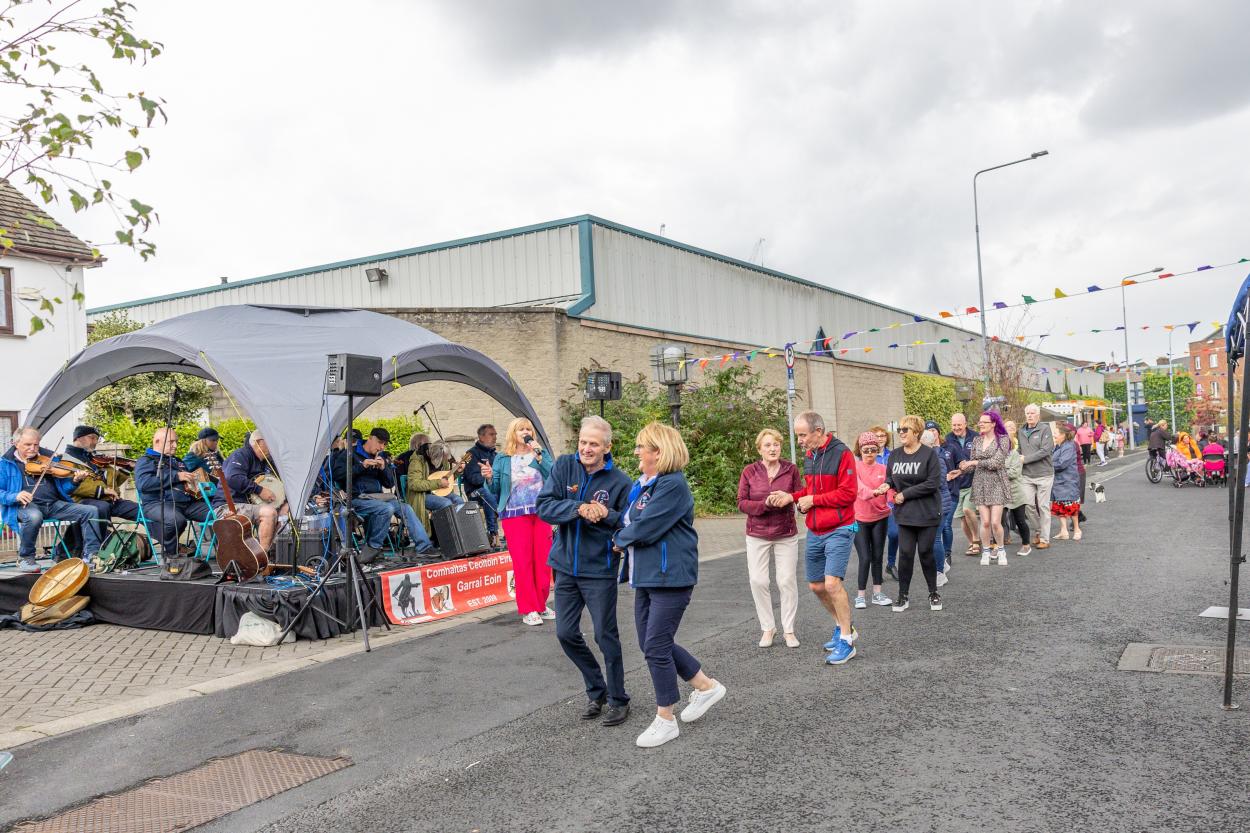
[426,451,473,498]
[210,459,268,580]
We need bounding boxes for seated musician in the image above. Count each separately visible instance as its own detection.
[64,424,140,529]
[332,426,434,562]
[134,427,216,557]
[183,427,221,484]
[221,429,280,551]
[401,432,464,535]
[0,426,102,573]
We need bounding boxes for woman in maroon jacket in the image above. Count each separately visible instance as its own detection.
[737,428,803,648]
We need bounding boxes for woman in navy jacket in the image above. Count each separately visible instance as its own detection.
[614,421,726,749]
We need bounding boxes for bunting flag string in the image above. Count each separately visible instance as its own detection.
[676,256,1246,376]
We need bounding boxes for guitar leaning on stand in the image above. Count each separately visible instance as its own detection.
[211,458,268,582]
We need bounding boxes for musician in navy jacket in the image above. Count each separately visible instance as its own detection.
[221,430,281,552]
[613,421,727,749]
[536,416,633,727]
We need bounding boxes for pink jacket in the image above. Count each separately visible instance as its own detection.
[854,459,891,522]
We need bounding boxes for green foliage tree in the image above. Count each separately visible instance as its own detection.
[0,1,165,331]
[1104,380,1127,405]
[560,364,791,515]
[1142,370,1195,433]
[83,310,213,424]
[902,374,960,433]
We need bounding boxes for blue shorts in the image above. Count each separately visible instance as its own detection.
[805,525,857,582]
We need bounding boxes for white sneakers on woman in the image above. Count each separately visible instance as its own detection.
[636,715,680,748]
[521,612,543,626]
[635,681,728,748]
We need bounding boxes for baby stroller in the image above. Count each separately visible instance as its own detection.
[1165,448,1206,487]
[1202,443,1228,486]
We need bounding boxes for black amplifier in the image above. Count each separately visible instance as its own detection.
[431,501,492,559]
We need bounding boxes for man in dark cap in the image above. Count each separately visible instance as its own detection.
[63,425,140,533]
[183,426,221,483]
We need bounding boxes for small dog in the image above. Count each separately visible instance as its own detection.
[1090,481,1107,503]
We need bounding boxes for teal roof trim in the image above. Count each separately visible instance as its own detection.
[87,214,594,314]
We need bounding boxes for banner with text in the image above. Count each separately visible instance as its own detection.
[379,553,516,625]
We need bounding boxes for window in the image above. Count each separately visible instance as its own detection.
[0,412,17,447]
[1211,381,1220,399]
[1210,353,1219,369]
[0,268,11,335]
[1194,356,1201,371]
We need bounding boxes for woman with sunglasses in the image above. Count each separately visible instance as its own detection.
[874,415,943,612]
[959,411,1012,566]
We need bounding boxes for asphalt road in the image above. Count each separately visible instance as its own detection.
[4,451,1248,833]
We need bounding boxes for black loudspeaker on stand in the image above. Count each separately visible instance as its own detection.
[279,355,389,650]
[431,501,491,559]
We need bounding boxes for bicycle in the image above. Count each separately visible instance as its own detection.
[1145,450,1173,484]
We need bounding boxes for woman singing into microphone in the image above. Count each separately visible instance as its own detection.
[483,418,554,626]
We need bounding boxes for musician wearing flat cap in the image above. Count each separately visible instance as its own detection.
[64,425,140,529]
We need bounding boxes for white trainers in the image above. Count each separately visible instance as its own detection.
[521,612,543,626]
[936,571,948,588]
[1016,545,1032,556]
[539,606,556,621]
[636,715,680,748]
[997,548,1008,566]
[17,559,40,573]
[980,550,991,566]
[680,681,727,723]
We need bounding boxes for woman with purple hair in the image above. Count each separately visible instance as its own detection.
[958,410,1012,566]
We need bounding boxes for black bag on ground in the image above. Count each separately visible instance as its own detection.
[160,557,213,581]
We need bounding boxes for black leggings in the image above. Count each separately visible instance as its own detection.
[1080,443,1092,464]
[1002,505,1030,544]
[854,517,887,592]
[896,524,938,598]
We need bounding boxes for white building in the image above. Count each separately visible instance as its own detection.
[0,180,98,445]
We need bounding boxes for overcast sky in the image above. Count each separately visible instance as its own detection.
[72,0,1250,365]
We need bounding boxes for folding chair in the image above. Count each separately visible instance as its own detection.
[190,482,220,561]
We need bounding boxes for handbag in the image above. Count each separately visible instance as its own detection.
[160,556,214,581]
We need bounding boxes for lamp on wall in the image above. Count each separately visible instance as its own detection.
[650,344,690,427]
[365,267,388,284]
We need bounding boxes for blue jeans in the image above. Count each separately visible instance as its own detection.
[19,500,102,560]
[470,488,498,536]
[352,498,433,553]
[555,570,628,707]
[886,511,899,569]
[424,492,464,513]
[939,504,955,567]
[635,585,700,708]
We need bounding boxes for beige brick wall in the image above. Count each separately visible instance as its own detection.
[205,308,909,455]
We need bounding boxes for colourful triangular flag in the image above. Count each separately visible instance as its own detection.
[1054,288,1068,298]
[888,343,899,349]
[1158,273,1174,279]
[993,301,1008,309]
[1086,285,1101,292]
[1022,295,1037,304]
[912,316,924,323]
[939,311,954,318]
[747,350,757,361]
[1121,279,1137,286]
[966,306,979,314]
[864,347,873,353]
[938,338,949,344]
[1196,265,1212,271]
[698,359,709,369]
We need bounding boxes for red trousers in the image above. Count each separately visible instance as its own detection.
[502,513,553,615]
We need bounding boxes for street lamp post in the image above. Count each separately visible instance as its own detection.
[973,150,1049,398]
[650,344,690,428]
[1168,329,1178,428]
[1119,266,1163,449]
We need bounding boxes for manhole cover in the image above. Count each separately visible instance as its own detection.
[1118,643,1250,676]
[10,748,350,833]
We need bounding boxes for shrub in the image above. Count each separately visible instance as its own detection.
[902,374,960,433]
[560,365,790,515]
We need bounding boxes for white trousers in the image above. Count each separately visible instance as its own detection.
[1020,473,1053,543]
[745,534,799,634]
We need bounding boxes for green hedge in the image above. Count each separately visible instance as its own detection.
[902,374,960,433]
[94,415,424,459]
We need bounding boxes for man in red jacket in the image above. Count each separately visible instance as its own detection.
[768,411,859,664]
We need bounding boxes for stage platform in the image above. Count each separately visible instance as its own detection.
[0,559,410,638]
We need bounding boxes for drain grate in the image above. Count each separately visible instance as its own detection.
[11,748,350,833]
[1118,643,1250,676]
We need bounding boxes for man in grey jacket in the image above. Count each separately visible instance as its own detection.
[1018,403,1055,549]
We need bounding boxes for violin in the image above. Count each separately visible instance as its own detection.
[23,453,89,480]
[91,453,136,472]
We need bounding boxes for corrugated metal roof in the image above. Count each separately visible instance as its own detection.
[0,179,97,264]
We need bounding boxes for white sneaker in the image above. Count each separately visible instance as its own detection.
[936,571,948,588]
[17,559,40,573]
[636,715,680,748]
[1017,545,1032,556]
[997,548,1008,566]
[522,612,543,626]
[980,550,991,566]
[539,606,556,621]
[680,681,727,723]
